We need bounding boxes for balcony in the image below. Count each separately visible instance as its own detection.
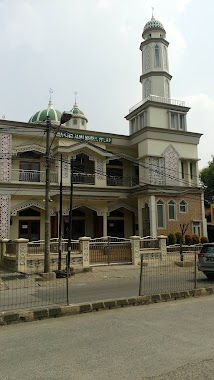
[129,94,185,113]
[10,170,138,187]
[11,170,58,183]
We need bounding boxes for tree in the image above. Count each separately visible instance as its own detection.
[200,156,214,204]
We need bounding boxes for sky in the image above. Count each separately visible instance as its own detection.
[0,0,213,169]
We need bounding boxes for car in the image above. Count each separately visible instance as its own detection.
[198,243,214,279]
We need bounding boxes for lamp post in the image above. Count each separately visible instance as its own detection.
[44,111,72,274]
[67,158,74,273]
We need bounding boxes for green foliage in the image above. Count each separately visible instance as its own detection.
[200,156,214,203]
[168,233,176,245]
[200,236,209,243]
[175,231,182,244]
[192,234,200,244]
[185,234,192,245]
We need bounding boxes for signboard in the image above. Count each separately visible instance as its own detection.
[211,204,214,224]
[57,130,112,144]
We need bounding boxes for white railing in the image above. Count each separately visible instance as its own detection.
[11,170,58,183]
[27,238,80,255]
[129,94,185,113]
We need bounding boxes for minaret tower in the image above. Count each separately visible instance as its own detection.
[140,10,171,100]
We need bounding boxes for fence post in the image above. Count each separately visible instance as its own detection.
[79,237,91,268]
[13,238,29,273]
[0,238,9,263]
[130,236,141,265]
[157,235,167,257]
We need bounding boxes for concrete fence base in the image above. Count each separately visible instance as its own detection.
[0,287,213,326]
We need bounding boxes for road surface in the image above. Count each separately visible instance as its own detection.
[1,296,214,379]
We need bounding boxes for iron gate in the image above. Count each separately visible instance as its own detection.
[89,236,132,265]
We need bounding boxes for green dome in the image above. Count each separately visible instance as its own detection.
[29,101,62,123]
[70,102,88,121]
[143,16,165,33]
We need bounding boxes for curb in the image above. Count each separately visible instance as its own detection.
[0,287,214,326]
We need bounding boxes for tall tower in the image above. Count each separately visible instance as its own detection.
[140,15,171,100]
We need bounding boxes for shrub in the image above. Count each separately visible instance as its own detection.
[168,233,176,245]
[175,231,182,244]
[185,234,192,245]
[192,234,199,244]
[200,236,208,244]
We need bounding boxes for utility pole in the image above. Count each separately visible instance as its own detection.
[67,158,74,273]
[44,116,51,273]
[43,110,72,275]
[58,154,63,271]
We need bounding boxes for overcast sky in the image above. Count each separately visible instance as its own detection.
[0,0,213,169]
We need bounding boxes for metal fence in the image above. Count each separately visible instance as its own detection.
[28,239,80,255]
[0,265,68,312]
[138,250,208,296]
[1,241,213,313]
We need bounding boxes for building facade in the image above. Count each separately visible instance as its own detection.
[0,16,206,241]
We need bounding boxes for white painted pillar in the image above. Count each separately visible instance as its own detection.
[103,212,108,237]
[130,236,140,265]
[150,195,157,238]
[137,198,143,237]
[79,236,91,268]
[201,192,207,237]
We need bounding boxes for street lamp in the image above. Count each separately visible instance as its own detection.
[44,111,72,273]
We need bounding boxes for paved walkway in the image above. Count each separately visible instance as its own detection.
[0,261,208,290]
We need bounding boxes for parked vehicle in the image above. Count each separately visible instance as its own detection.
[198,243,214,279]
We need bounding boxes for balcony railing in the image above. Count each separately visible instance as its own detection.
[107,176,139,187]
[73,173,95,185]
[10,170,138,187]
[129,94,185,113]
[11,170,58,183]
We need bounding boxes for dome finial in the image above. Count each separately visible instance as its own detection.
[151,6,155,20]
[48,88,53,107]
[74,91,78,105]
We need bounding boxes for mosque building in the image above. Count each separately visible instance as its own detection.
[0,15,206,241]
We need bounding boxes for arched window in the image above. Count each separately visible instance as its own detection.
[154,44,160,67]
[168,200,176,220]
[179,200,187,213]
[73,119,77,125]
[157,200,165,228]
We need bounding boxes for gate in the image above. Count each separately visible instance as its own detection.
[89,236,132,265]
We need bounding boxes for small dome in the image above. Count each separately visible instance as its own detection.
[29,100,62,123]
[143,16,165,33]
[70,102,88,122]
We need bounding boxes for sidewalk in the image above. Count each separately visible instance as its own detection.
[0,259,199,291]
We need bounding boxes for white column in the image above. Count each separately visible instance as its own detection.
[150,195,157,238]
[201,193,207,237]
[187,161,191,186]
[137,198,143,237]
[103,212,108,237]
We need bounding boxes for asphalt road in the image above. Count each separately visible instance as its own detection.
[1,296,214,379]
[0,271,213,312]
